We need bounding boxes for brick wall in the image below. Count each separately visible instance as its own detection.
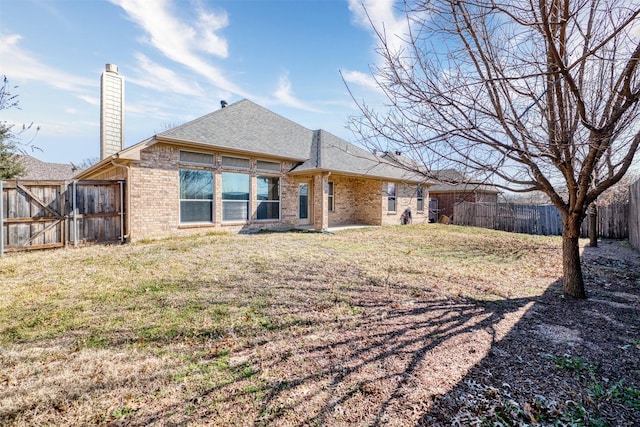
[126,144,306,240]
[327,175,382,226]
[381,181,430,226]
[83,144,432,240]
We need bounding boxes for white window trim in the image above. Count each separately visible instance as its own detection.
[387,182,397,212]
[221,171,250,223]
[417,185,424,212]
[256,175,281,221]
[179,168,214,224]
[328,181,335,212]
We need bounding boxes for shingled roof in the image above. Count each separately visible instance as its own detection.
[157,99,423,182]
[157,99,314,161]
[289,129,423,181]
[429,169,499,194]
[16,155,81,180]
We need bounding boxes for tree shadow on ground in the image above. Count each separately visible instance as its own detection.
[4,242,636,426]
[419,241,640,426]
[109,277,544,426]
[249,292,541,426]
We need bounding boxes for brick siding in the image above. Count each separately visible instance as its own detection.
[85,144,431,240]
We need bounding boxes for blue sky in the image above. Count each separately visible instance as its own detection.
[0,0,406,164]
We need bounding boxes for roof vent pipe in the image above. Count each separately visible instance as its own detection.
[220,100,228,108]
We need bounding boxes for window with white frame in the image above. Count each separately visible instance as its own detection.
[257,176,280,220]
[222,172,250,221]
[179,169,213,223]
[417,185,424,212]
[387,182,396,212]
[328,181,335,212]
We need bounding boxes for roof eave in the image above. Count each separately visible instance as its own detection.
[287,166,427,183]
[73,137,154,179]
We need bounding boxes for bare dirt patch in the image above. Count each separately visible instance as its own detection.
[0,226,638,425]
[425,239,640,426]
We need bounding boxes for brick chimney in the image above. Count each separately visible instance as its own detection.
[100,64,124,160]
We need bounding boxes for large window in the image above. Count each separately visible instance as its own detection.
[180,169,213,223]
[417,185,424,212]
[387,182,396,212]
[222,172,250,221]
[328,181,335,212]
[257,176,280,220]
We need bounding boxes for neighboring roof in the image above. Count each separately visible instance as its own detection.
[157,99,314,161]
[429,169,499,194]
[16,155,82,180]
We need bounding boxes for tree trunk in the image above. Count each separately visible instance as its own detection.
[562,214,587,299]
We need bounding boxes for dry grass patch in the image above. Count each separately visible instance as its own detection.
[1,224,637,425]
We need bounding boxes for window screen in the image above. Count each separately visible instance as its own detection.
[179,169,213,223]
[180,151,214,165]
[221,156,250,169]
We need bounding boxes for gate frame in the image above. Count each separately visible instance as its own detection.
[1,179,126,256]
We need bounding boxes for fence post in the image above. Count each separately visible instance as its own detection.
[73,180,78,247]
[0,180,4,258]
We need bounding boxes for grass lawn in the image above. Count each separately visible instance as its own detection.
[1,224,638,425]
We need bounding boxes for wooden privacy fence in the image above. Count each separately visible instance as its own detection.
[453,201,629,238]
[593,203,629,239]
[630,178,640,250]
[0,180,125,255]
[453,202,563,235]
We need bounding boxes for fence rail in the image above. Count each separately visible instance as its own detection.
[453,201,629,239]
[1,179,125,255]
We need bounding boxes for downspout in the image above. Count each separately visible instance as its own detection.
[325,171,331,230]
[0,180,4,258]
[111,159,130,242]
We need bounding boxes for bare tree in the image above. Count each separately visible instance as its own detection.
[0,76,40,178]
[348,0,640,299]
[598,170,640,204]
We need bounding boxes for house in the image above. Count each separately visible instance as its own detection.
[16,155,82,180]
[75,99,430,241]
[428,169,499,221]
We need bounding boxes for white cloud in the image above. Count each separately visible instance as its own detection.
[0,33,94,91]
[347,0,410,55]
[127,53,204,96]
[110,0,249,98]
[341,69,380,92]
[77,95,99,106]
[272,72,322,113]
